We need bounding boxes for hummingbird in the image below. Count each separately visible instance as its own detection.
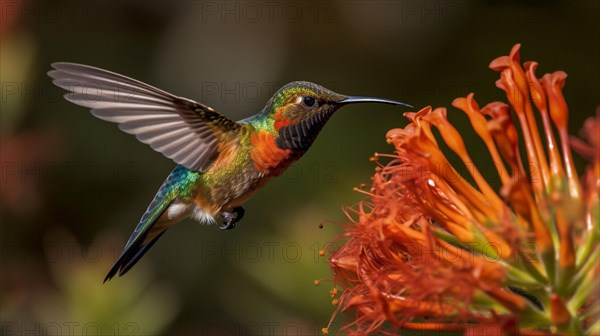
[48,62,410,282]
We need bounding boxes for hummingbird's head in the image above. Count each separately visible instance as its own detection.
[267,81,410,151]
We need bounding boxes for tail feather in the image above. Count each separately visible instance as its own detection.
[104,198,173,282]
[104,231,166,282]
[119,231,166,275]
[104,165,195,282]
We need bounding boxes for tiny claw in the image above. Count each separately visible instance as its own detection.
[219,214,236,230]
[219,224,235,230]
[219,206,245,230]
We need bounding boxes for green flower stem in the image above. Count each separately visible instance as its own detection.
[471,291,510,313]
[515,249,549,285]
[503,261,543,287]
[567,247,599,313]
[575,211,598,268]
[433,229,461,246]
[539,247,557,290]
[567,245,599,295]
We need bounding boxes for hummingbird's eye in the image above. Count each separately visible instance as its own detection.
[302,96,316,107]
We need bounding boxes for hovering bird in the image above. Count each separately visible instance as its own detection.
[48,63,410,281]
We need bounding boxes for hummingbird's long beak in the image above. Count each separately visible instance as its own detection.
[339,96,412,108]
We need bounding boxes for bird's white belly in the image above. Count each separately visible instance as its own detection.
[166,202,215,225]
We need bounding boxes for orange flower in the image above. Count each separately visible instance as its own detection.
[325,44,599,335]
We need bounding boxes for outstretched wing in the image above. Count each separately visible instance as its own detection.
[49,62,241,172]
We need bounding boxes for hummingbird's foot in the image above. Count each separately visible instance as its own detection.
[219,206,245,230]
[233,206,245,221]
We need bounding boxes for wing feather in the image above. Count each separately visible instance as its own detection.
[49,62,241,172]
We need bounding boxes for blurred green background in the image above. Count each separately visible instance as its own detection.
[1,0,598,335]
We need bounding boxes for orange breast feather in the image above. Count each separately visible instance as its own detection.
[250,131,293,175]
